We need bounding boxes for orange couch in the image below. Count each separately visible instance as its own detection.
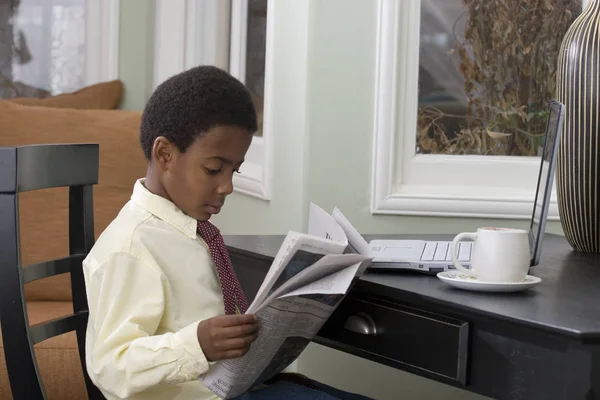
[0,83,148,399]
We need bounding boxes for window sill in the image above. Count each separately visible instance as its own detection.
[371,184,558,220]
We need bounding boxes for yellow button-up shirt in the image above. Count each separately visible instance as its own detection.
[83,179,224,399]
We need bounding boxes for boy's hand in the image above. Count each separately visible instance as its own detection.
[197,314,259,361]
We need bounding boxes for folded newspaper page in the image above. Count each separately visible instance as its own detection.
[201,203,373,399]
[308,202,374,257]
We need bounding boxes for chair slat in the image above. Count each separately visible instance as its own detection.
[29,313,87,345]
[0,144,99,193]
[22,254,86,283]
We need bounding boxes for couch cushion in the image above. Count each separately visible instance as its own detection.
[0,101,147,301]
[8,80,124,110]
[0,301,86,400]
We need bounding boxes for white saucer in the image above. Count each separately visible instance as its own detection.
[436,271,542,293]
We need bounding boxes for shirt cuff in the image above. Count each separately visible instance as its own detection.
[171,320,208,381]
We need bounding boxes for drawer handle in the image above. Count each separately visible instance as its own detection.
[344,312,377,335]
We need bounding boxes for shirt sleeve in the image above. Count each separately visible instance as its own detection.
[85,252,209,398]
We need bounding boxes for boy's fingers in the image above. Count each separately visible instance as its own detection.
[218,314,257,327]
[222,321,259,339]
[222,345,253,359]
[221,334,258,351]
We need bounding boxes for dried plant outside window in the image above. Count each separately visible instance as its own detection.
[417,0,581,156]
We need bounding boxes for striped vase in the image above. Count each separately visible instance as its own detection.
[556,0,600,252]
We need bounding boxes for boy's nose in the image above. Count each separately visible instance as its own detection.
[217,176,234,195]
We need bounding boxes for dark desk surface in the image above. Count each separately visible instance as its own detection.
[224,233,600,342]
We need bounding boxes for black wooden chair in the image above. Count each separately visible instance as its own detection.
[0,144,105,399]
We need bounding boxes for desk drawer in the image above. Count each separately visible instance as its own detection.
[318,296,469,384]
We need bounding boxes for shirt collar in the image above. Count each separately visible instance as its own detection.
[130,178,198,239]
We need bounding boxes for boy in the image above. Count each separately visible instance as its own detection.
[83,66,370,400]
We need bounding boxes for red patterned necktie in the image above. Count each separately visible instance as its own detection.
[197,221,249,315]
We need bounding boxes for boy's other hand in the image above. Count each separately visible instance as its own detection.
[197,314,259,361]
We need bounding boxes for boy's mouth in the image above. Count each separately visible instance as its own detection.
[205,204,223,214]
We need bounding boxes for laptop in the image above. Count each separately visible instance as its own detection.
[337,100,564,274]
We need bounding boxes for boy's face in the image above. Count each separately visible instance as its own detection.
[155,125,253,221]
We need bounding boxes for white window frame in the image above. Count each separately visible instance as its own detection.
[85,0,120,84]
[153,0,273,201]
[371,0,561,220]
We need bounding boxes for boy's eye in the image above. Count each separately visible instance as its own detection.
[205,166,242,175]
[205,168,221,175]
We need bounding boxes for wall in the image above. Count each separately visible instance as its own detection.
[118,0,155,111]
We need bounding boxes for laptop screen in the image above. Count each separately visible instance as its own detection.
[529,100,564,266]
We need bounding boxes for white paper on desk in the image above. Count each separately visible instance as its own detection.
[331,207,373,257]
[307,202,348,245]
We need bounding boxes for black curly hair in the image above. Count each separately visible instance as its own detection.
[140,65,258,160]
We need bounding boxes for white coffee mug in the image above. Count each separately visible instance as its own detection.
[450,227,531,282]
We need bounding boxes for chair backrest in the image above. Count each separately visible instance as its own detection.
[0,144,105,399]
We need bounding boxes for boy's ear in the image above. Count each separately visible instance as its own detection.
[152,136,175,171]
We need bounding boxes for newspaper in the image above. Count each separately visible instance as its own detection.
[201,203,373,399]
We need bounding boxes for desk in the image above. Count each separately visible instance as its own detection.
[225,234,600,400]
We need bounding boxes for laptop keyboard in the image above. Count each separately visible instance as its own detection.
[420,241,472,262]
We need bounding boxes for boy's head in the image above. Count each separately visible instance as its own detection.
[140,65,257,221]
